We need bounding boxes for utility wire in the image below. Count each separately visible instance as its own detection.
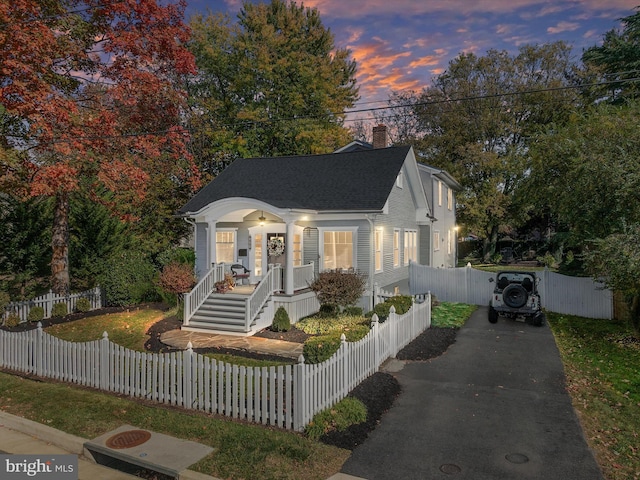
[11,74,640,147]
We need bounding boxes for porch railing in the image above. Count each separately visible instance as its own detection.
[293,262,315,291]
[245,264,283,332]
[184,263,227,326]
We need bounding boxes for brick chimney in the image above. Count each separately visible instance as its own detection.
[372,124,388,149]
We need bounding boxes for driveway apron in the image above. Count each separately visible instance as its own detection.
[341,307,603,480]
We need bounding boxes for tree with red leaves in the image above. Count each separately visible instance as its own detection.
[0,0,200,294]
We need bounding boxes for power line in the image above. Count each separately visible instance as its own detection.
[13,74,640,147]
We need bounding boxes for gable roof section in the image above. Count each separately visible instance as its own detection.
[179,146,412,215]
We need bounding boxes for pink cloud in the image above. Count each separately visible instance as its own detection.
[547,21,580,34]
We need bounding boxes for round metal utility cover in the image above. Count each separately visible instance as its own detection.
[440,463,462,474]
[106,430,152,449]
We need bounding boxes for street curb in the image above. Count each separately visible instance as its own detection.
[0,411,220,480]
[0,411,84,455]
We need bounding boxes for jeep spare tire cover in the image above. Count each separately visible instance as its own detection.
[503,284,528,308]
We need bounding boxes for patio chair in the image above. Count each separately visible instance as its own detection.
[231,264,251,285]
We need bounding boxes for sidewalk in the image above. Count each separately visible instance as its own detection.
[340,307,604,480]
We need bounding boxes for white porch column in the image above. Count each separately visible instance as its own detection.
[285,218,295,295]
[208,220,217,267]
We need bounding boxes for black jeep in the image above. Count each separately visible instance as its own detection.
[488,271,545,326]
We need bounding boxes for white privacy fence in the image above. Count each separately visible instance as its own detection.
[0,296,431,431]
[409,263,613,319]
[2,287,103,324]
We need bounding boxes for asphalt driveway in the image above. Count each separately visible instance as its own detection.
[341,307,604,480]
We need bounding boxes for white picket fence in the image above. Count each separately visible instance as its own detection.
[0,296,431,431]
[3,287,103,324]
[409,263,613,319]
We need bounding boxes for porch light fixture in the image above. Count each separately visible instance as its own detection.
[258,211,266,225]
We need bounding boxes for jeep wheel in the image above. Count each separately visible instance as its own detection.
[533,311,546,327]
[502,284,528,309]
[488,306,498,323]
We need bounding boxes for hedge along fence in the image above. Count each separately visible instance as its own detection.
[2,287,103,325]
[0,295,431,431]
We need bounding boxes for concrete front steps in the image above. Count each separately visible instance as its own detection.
[184,293,257,335]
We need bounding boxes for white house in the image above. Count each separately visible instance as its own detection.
[178,130,459,335]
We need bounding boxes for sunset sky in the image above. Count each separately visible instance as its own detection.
[187,0,639,121]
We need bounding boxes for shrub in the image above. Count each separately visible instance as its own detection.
[303,335,342,364]
[305,397,368,440]
[385,295,412,315]
[297,315,369,335]
[27,306,45,322]
[75,297,91,313]
[271,306,291,332]
[309,270,367,311]
[343,306,363,317]
[302,326,370,364]
[51,303,68,318]
[98,250,158,307]
[4,312,20,327]
[318,303,339,318]
[157,261,196,307]
[0,291,10,312]
[368,295,414,322]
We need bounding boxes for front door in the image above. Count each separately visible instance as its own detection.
[266,233,286,267]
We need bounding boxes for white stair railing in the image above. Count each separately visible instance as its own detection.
[184,263,227,326]
[245,264,283,331]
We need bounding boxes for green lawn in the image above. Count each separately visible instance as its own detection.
[0,372,348,479]
[548,313,640,480]
[44,305,164,351]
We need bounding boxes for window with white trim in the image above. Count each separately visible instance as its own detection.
[374,228,383,272]
[438,180,443,206]
[396,170,404,188]
[404,230,417,265]
[434,230,441,251]
[447,187,453,210]
[447,229,452,255]
[216,230,236,264]
[320,229,356,271]
[393,229,400,268]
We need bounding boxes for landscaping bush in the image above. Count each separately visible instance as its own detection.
[343,306,363,317]
[157,261,196,307]
[271,306,291,332]
[75,297,91,313]
[51,303,68,318]
[303,335,342,364]
[302,326,370,364]
[27,306,45,322]
[4,312,20,327]
[0,291,10,312]
[305,397,368,440]
[297,315,369,335]
[366,295,414,322]
[318,303,339,318]
[309,270,367,311]
[385,295,412,315]
[98,250,158,306]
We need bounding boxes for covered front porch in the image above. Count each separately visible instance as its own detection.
[183,260,319,336]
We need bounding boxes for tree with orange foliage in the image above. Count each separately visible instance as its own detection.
[0,0,200,294]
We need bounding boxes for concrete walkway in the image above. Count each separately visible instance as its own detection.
[160,330,304,359]
[340,307,604,480]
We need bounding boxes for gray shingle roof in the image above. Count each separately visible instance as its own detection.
[179,146,411,214]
